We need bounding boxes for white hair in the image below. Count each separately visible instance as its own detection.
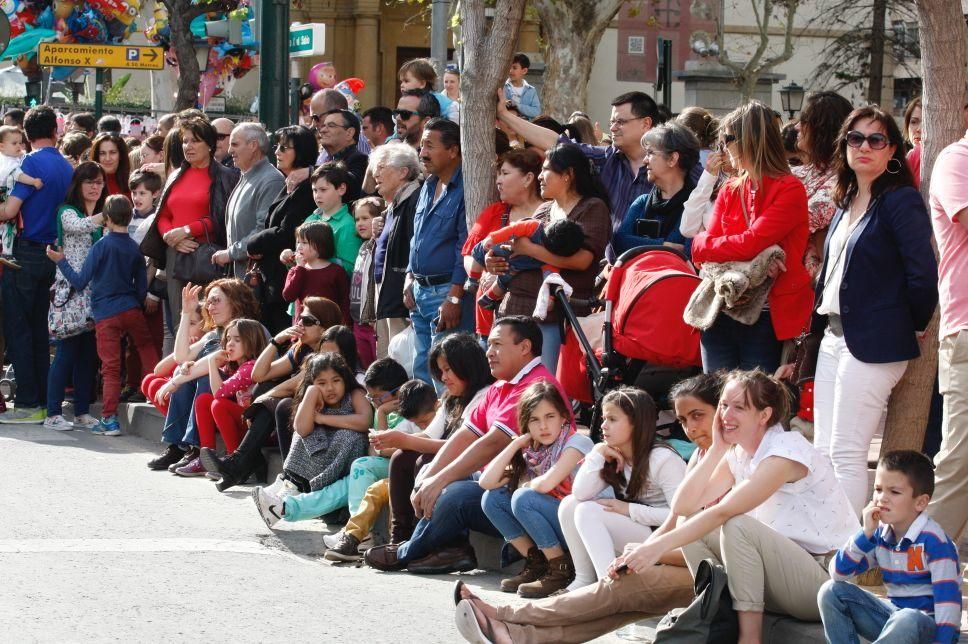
[232,122,270,156]
[368,141,420,181]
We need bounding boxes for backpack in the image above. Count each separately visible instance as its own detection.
[652,559,739,644]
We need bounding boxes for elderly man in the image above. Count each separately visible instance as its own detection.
[211,123,284,278]
[211,117,236,169]
[394,89,440,149]
[318,109,368,201]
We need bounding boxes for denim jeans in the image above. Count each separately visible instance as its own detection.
[410,281,473,387]
[396,478,501,563]
[46,331,97,417]
[482,486,566,550]
[2,242,55,407]
[538,322,562,374]
[160,376,210,447]
[818,580,935,644]
[700,310,782,374]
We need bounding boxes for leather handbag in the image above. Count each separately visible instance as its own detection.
[242,258,267,304]
[652,558,738,643]
[790,329,821,385]
[171,228,226,285]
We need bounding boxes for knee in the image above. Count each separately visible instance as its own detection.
[572,499,603,529]
[817,579,843,610]
[720,514,758,542]
[558,494,578,524]
[481,488,507,515]
[350,457,374,479]
[510,486,540,515]
[892,607,934,631]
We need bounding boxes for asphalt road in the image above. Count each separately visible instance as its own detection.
[0,422,630,643]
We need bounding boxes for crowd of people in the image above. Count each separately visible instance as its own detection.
[0,52,964,643]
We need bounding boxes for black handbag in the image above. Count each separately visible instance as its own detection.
[653,559,739,643]
[171,228,227,285]
[242,258,268,304]
[790,329,821,385]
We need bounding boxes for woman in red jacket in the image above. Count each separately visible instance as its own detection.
[691,101,813,374]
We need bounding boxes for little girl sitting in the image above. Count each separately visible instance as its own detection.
[282,221,351,324]
[479,381,593,598]
[254,352,371,518]
[141,302,205,417]
[467,218,585,311]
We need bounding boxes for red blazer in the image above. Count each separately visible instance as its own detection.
[692,173,813,340]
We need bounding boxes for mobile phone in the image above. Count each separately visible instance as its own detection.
[634,218,662,238]
[615,563,629,574]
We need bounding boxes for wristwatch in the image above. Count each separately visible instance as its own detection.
[446,295,461,305]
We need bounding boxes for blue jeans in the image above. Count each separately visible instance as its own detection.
[410,281,473,388]
[700,310,781,374]
[481,486,566,550]
[160,376,210,447]
[2,243,55,407]
[396,478,501,563]
[46,331,97,417]
[818,580,935,644]
[538,322,562,373]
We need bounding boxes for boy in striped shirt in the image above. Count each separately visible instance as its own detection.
[819,450,962,644]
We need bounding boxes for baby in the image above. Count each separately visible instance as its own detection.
[468,218,585,311]
[0,125,43,268]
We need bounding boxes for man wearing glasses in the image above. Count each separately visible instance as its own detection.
[211,118,236,169]
[310,89,373,162]
[497,91,661,262]
[317,109,369,202]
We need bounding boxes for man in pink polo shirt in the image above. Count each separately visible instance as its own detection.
[927,130,968,543]
[364,315,573,574]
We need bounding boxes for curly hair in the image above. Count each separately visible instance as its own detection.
[200,278,260,330]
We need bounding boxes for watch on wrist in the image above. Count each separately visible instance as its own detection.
[446,295,461,305]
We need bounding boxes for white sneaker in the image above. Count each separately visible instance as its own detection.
[44,415,74,431]
[263,473,286,495]
[323,530,345,550]
[252,485,284,528]
[72,414,99,430]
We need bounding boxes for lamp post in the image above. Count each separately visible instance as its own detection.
[779,82,805,120]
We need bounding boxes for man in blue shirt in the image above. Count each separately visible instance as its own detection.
[404,118,473,386]
[496,91,660,262]
[0,106,74,423]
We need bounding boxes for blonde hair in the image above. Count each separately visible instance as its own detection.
[719,100,790,189]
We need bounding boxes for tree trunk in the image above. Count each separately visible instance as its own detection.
[531,0,626,120]
[867,0,887,105]
[880,0,965,455]
[459,0,527,228]
[166,0,203,111]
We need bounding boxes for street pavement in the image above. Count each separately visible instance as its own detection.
[0,422,628,643]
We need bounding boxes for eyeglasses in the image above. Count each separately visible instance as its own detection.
[845,130,889,150]
[82,179,105,187]
[205,296,223,307]
[365,386,400,406]
[608,116,646,128]
[298,315,320,327]
[216,133,230,141]
[320,121,350,130]
[392,109,420,121]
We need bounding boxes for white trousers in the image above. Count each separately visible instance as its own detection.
[813,329,907,515]
[558,495,654,588]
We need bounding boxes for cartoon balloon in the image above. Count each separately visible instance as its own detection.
[308,61,336,91]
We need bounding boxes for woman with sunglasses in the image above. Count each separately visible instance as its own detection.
[691,100,813,375]
[201,297,344,491]
[812,106,938,514]
[246,125,320,334]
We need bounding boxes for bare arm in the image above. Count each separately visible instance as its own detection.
[252,330,298,383]
[312,389,372,432]
[529,447,586,495]
[479,433,530,490]
[294,387,322,437]
[418,427,478,482]
[1,195,22,222]
[496,96,560,150]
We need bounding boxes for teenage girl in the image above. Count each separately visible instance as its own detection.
[266,352,372,501]
[174,319,268,478]
[480,381,593,598]
[560,386,687,589]
[282,221,351,324]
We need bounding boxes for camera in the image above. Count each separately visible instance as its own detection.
[634,219,662,238]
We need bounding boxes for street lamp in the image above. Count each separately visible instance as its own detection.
[779,82,805,120]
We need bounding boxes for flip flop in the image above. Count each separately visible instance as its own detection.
[453,579,480,606]
[455,599,496,644]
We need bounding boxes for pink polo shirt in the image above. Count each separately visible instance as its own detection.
[929,136,968,338]
[464,357,574,439]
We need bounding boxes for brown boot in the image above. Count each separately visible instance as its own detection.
[517,552,575,598]
[499,547,548,593]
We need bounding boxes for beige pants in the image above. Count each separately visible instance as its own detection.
[929,329,968,542]
[495,564,693,644]
[681,515,830,619]
[375,317,408,359]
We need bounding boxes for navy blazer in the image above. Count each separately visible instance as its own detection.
[811,186,938,363]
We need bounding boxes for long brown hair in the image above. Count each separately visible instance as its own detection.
[831,105,914,209]
[600,387,660,500]
[201,278,260,331]
[220,318,268,369]
[90,133,131,190]
[719,100,790,190]
[63,161,107,214]
[505,381,571,490]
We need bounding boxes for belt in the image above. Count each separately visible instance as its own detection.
[412,273,451,287]
[15,239,47,248]
[827,314,844,338]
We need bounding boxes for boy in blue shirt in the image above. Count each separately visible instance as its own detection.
[819,450,963,644]
[46,195,159,435]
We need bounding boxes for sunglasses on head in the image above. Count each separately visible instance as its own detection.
[299,315,320,327]
[845,130,889,150]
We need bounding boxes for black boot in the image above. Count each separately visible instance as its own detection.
[213,450,268,492]
[148,444,185,471]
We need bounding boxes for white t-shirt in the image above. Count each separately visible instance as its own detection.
[422,387,488,441]
[726,425,859,554]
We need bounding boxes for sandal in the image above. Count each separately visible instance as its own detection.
[455,599,497,644]
[453,579,480,607]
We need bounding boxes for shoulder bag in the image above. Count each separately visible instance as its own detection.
[652,558,739,643]
[171,226,227,285]
[48,276,94,339]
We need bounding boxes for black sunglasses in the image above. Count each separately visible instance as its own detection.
[392,109,422,121]
[299,315,320,327]
[216,133,230,141]
[845,130,889,150]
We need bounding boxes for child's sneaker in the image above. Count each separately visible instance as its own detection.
[323,529,345,550]
[252,485,284,528]
[324,532,362,562]
[93,416,121,436]
[43,414,74,431]
[174,457,207,477]
[73,414,99,430]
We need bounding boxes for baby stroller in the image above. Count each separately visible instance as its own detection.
[555,246,703,440]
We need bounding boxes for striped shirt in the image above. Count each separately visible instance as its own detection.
[831,513,963,644]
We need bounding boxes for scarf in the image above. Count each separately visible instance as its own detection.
[522,423,574,479]
[643,180,694,238]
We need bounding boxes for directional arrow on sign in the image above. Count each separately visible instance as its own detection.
[143,49,157,62]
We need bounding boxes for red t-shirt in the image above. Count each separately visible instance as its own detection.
[156,166,213,237]
[106,172,130,198]
[462,201,511,336]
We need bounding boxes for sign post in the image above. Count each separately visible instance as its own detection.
[37,43,165,118]
[288,23,325,125]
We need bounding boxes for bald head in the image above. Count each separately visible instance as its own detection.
[211,118,234,162]
[310,90,349,133]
